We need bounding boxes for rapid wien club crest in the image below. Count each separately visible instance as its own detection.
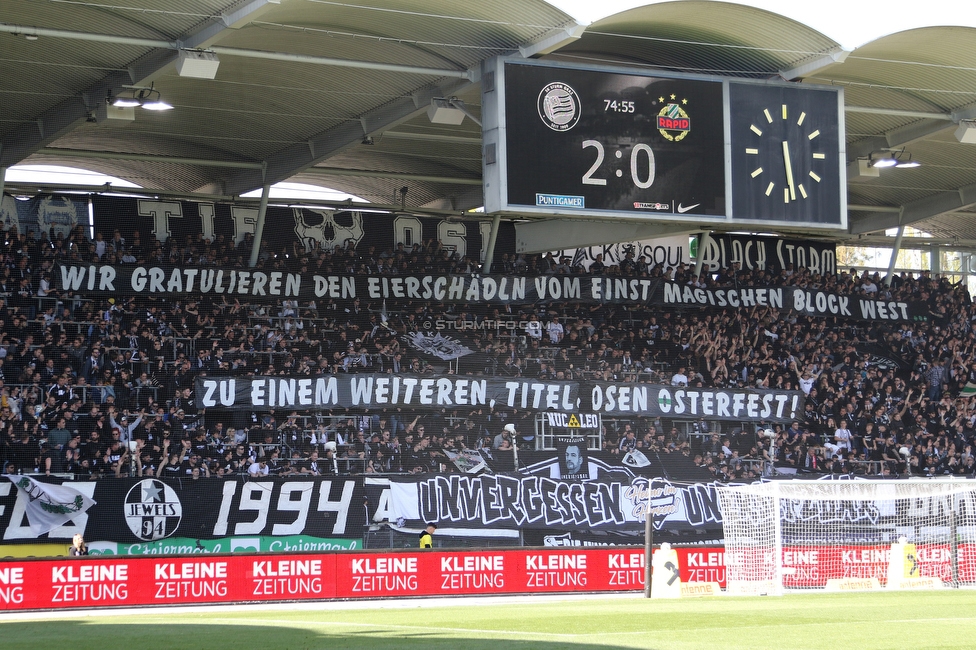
[124,479,182,541]
[657,94,691,142]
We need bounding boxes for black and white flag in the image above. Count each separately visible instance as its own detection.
[403,332,474,361]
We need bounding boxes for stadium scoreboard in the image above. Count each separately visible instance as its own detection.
[481,57,846,230]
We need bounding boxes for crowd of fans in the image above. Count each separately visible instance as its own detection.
[0,221,975,484]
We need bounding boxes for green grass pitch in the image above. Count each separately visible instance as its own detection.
[3,590,975,649]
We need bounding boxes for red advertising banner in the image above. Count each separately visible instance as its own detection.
[3,543,972,610]
[780,543,976,588]
[0,548,644,611]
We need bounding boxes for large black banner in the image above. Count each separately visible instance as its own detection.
[586,382,804,420]
[0,477,365,543]
[658,281,931,323]
[196,375,801,420]
[388,473,724,536]
[195,375,579,412]
[56,263,662,304]
[698,233,836,275]
[90,196,514,262]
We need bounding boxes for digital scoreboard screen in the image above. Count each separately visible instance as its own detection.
[482,58,845,230]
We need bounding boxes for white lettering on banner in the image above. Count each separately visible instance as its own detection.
[781,500,881,526]
[608,552,645,587]
[139,200,181,243]
[224,376,526,409]
[687,568,725,583]
[660,280,914,323]
[591,385,799,420]
[687,552,725,567]
[440,556,504,572]
[211,480,357,537]
[525,554,588,588]
[229,206,258,245]
[858,299,910,321]
[783,550,818,565]
[842,549,889,564]
[52,564,128,583]
[351,557,417,574]
[51,582,129,603]
[662,283,784,309]
[59,265,117,292]
[526,554,587,570]
[440,572,505,590]
[608,553,644,569]
[154,562,228,580]
[128,267,303,297]
[777,240,835,276]
[417,475,626,528]
[155,579,227,599]
[51,564,129,603]
[153,561,229,599]
[439,555,506,591]
[253,559,322,577]
[526,571,588,588]
[351,556,418,593]
[917,547,950,563]
[246,377,339,407]
[352,574,418,592]
[504,382,576,411]
[0,566,25,602]
[252,577,322,596]
[0,566,24,584]
[588,278,655,302]
[609,569,644,587]
[700,236,835,276]
[545,413,599,428]
[0,585,24,604]
[791,290,852,316]
[552,236,686,272]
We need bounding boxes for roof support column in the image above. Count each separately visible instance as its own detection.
[885,223,904,286]
[0,167,6,201]
[249,180,271,269]
[694,231,712,279]
[930,245,941,276]
[481,213,502,273]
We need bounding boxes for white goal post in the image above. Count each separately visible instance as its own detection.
[716,479,976,595]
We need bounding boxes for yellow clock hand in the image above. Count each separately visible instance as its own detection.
[782,140,796,201]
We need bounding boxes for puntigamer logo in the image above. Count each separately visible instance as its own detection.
[538,82,581,132]
[125,479,183,541]
[536,194,585,208]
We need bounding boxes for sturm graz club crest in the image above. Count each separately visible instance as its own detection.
[537,82,580,132]
[124,479,182,541]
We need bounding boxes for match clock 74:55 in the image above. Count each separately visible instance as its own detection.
[729,82,843,226]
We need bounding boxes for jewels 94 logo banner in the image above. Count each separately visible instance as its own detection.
[0,477,366,543]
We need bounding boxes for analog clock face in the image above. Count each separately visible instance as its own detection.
[730,83,843,226]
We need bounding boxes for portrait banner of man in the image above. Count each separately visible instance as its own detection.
[557,436,589,481]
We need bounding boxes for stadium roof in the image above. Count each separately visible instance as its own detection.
[2,1,976,245]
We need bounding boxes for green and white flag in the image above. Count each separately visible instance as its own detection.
[6,475,97,535]
[961,382,976,397]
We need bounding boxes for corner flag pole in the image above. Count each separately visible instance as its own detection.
[644,496,653,598]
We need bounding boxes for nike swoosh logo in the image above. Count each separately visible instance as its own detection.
[677,203,700,214]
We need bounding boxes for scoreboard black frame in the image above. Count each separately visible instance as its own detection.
[481,57,847,230]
